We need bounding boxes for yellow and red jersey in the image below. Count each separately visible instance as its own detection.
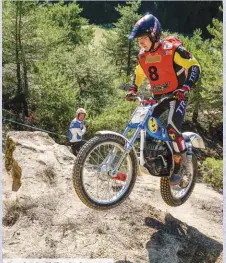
[132,36,201,96]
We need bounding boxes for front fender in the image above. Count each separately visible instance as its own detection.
[182,132,205,149]
[95,130,131,145]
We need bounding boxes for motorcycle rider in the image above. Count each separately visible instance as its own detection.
[126,14,200,185]
[69,108,87,155]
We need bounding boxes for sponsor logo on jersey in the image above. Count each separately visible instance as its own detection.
[145,54,162,63]
[162,50,172,55]
[163,43,173,50]
[152,82,169,92]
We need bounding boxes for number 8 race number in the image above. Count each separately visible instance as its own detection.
[148,66,159,81]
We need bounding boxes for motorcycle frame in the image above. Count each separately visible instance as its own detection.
[122,102,174,175]
[110,100,175,176]
[97,96,205,177]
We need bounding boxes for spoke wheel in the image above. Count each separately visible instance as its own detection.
[73,134,138,210]
[160,154,198,206]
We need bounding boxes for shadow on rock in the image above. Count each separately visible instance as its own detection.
[145,213,223,263]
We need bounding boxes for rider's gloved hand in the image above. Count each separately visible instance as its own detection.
[141,99,157,106]
[173,85,190,101]
[126,86,137,101]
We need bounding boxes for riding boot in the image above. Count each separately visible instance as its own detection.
[169,152,187,185]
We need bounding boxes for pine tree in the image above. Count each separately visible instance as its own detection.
[102,0,141,76]
[201,7,223,128]
[41,0,94,45]
[3,1,37,121]
[3,0,93,124]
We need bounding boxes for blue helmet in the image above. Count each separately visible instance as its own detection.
[128,14,162,44]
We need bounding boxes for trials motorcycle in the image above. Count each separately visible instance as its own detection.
[73,94,205,210]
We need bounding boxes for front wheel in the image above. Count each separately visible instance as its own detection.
[73,134,138,210]
[160,154,198,206]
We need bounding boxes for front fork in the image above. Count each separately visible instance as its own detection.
[110,125,143,176]
[139,129,145,166]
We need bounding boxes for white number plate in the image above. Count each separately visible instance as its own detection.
[131,106,149,124]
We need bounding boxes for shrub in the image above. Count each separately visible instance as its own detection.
[199,157,223,192]
[86,98,137,138]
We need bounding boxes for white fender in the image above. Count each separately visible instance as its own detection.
[95,130,131,144]
[182,132,205,149]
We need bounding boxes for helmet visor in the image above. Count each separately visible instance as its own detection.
[128,26,139,40]
[129,27,151,40]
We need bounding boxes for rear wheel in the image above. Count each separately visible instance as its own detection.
[73,134,138,210]
[160,154,198,206]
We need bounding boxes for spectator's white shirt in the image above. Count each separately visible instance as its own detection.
[69,118,86,142]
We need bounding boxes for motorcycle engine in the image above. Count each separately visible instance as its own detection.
[143,139,171,176]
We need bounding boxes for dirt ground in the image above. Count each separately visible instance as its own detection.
[2,131,223,263]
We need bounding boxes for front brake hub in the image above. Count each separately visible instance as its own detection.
[112,172,127,182]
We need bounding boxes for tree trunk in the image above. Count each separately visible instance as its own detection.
[18,2,29,121]
[22,60,29,117]
[20,35,29,117]
[15,2,22,96]
[15,2,23,122]
[192,98,200,123]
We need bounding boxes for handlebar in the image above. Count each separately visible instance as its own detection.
[133,93,177,106]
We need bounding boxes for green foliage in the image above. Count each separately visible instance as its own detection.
[207,18,223,50]
[187,18,223,127]
[2,0,223,150]
[204,13,223,120]
[2,0,93,95]
[39,0,94,45]
[92,26,107,46]
[163,21,222,128]
[3,1,37,96]
[199,157,223,192]
[69,46,118,117]
[29,48,76,136]
[2,0,96,140]
[102,0,141,75]
[86,98,137,138]
[28,42,118,137]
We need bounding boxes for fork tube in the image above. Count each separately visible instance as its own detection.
[122,126,130,137]
[111,109,151,176]
[111,126,142,176]
[140,129,145,165]
[128,126,142,149]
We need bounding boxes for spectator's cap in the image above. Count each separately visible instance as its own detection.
[76,108,86,118]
